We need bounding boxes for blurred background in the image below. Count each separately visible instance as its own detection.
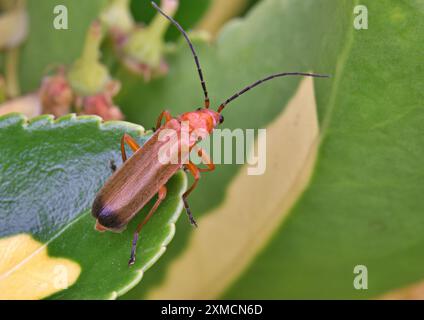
[0,0,422,299]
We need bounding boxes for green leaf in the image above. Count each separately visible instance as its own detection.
[20,0,108,92]
[0,113,186,299]
[224,0,424,299]
[116,0,424,299]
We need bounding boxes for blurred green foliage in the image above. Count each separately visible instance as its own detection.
[131,0,210,41]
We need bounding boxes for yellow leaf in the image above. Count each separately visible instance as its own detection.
[0,234,81,300]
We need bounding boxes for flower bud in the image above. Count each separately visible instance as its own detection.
[120,0,179,80]
[66,21,124,121]
[67,21,111,97]
[100,0,134,36]
[80,90,123,121]
[39,69,73,117]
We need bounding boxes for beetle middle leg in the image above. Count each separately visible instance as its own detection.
[182,148,215,227]
[193,145,215,173]
[128,185,168,266]
[121,133,141,163]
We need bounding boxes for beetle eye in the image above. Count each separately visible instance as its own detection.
[219,114,224,124]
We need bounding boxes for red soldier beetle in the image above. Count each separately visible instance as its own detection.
[92,1,329,266]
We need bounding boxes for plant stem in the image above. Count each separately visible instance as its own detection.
[5,46,20,98]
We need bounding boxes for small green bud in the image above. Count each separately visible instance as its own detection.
[68,21,111,97]
[121,0,179,80]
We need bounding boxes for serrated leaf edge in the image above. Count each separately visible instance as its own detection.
[0,113,145,135]
[0,112,187,299]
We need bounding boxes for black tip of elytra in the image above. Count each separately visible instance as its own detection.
[91,196,104,219]
[92,200,124,230]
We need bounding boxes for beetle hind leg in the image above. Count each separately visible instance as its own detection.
[128,185,167,266]
[121,133,141,163]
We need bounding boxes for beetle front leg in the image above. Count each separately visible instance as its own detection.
[192,146,215,172]
[155,110,172,131]
[121,133,141,163]
[182,162,201,227]
[129,185,167,266]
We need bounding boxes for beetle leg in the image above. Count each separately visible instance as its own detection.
[110,160,117,173]
[121,133,141,163]
[128,185,167,266]
[182,162,201,227]
[155,110,172,131]
[192,146,215,172]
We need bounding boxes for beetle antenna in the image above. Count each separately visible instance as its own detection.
[217,72,330,113]
[151,1,210,108]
